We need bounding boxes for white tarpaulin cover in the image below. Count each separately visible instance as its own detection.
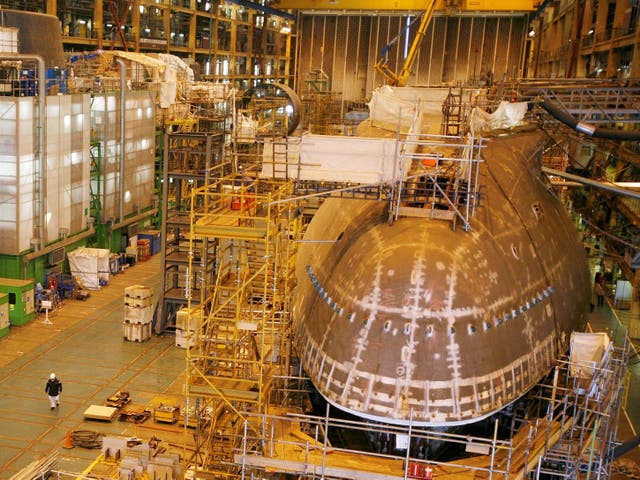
[238,113,258,140]
[469,101,529,134]
[68,247,111,290]
[155,53,195,82]
[159,76,177,108]
[261,134,409,184]
[368,86,450,132]
[569,331,610,378]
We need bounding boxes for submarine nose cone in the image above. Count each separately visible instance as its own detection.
[293,133,591,426]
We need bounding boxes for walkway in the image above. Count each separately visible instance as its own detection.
[0,255,186,477]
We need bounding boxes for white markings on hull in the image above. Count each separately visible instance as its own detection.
[340,262,383,403]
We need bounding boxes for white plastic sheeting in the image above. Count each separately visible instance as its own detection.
[0,94,91,255]
[155,53,195,82]
[91,92,156,222]
[155,54,194,108]
[569,331,611,379]
[68,247,111,290]
[237,113,258,140]
[261,134,409,184]
[368,86,450,132]
[159,66,178,108]
[104,52,194,108]
[469,101,529,134]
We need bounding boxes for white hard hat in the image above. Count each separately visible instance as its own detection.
[50,373,56,379]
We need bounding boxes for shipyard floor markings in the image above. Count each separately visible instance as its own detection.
[0,255,188,477]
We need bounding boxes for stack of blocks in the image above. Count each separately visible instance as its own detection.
[123,285,154,342]
[104,435,183,480]
[175,306,201,348]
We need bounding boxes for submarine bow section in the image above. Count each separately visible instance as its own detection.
[292,131,591,426]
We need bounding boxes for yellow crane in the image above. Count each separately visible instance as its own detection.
[374,0,437,86]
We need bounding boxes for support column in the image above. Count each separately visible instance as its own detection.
[96,0,104,50]
[164,7,171,53]
[132,0,141,52]
[630,27,640,78]
[46,0,56,16]
[629,268,640,339]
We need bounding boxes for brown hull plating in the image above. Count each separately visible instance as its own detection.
[293,131,591,426]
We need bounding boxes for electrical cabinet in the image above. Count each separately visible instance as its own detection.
[0,277,35,325]
[0,293,9,337]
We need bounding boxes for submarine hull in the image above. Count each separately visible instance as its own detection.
[292,131,591,426]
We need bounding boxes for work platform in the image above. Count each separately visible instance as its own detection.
[0,254,638,479]
[233,331,627,480]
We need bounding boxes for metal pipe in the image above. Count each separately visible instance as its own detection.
[23,226,95,262]
[115,58,126,224]
[110,207,158,231]
[0,54,47,252]
[539,98,640,141]
[22,206,154,263]
[542,167,640,200]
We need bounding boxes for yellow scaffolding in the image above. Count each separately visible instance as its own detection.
[184,173,300,477]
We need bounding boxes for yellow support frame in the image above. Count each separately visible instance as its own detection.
[374,0,437,87]
[184,173,297,477]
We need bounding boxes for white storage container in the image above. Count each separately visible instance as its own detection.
[175,329,194,349]
[124,305,154,324]
[175,306,202,331]
[124,295,153,308]
[68,247,110,290]
[124,284,153,299]
[123,322,151,342]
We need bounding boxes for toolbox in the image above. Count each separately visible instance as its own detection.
[154,404,180,424]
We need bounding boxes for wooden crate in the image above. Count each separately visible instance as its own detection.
[154,404,180,424]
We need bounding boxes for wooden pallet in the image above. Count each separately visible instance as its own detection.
[119,404,152,424]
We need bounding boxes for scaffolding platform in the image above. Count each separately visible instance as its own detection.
[233,333,629,480]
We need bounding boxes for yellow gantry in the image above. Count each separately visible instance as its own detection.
[374,0,437,86]
[274,0,535,11]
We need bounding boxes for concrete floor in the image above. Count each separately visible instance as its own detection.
[0,255,187,477]
[0,254,639,478]
[588,302,640,477]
